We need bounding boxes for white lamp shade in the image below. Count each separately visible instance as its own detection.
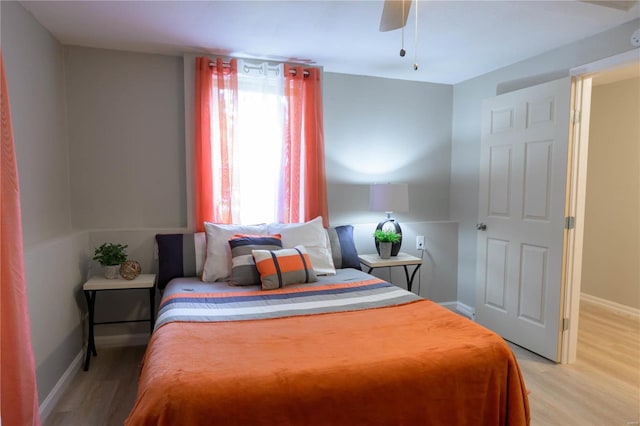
[369,183,409,213]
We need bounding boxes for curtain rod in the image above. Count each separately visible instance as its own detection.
[209,61,310,77]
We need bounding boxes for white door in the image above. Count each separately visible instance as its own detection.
[476,77,571,362]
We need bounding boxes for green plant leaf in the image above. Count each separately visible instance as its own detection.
[373,229,401,243]
[92,242,128,266]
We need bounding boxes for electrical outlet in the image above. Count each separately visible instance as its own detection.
[416,236,425,250]
[631,28,640,47]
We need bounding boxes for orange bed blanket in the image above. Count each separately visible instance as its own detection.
[126,299,529,425]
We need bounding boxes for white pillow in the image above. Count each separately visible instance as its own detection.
[267,216,336,276]
[202,222,268,282]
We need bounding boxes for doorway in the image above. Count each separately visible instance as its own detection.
[563,51,640,363]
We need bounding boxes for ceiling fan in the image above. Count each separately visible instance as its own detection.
[378,0,636,70]
[379,0,636,32]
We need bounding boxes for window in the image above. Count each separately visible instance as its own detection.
[194,57,328,230]
[234,66,285,224]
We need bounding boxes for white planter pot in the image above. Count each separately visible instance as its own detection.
[103,264,121,279]
[379,242,392,259]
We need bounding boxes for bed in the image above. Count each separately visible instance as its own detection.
[125,223,529,425]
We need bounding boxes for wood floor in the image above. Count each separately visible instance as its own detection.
[44,300,639,426]
[43,345,146,426]
[511,299,640,425]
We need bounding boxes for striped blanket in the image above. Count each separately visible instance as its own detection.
[155,277,421,328]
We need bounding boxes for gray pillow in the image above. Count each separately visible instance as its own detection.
[228,235,283,285]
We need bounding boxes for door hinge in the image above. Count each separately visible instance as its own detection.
[562,317,570,331]
[571,110,581,124]
[564,216,575,230]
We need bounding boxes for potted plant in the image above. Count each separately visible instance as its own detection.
[93,243,128,279]
[374,229,400,259]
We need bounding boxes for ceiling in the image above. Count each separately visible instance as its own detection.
[20,0,640,84]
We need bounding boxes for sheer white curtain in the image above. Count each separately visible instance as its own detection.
[233,60,286,224]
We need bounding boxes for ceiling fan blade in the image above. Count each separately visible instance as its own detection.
[379,0,412,32]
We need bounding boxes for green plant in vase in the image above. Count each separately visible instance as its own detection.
[374,229,400,259]
[373,229,401,244]
[93,243,128,279]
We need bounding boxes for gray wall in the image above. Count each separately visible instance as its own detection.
[2,2,187,405]
[323,73,458,303]
[2,1,71,246]
[450,19,640,309]
[1,0,87,404]
[324,73,452,222]
[581,77,639,309]
[63,46,186,334]
[65,46,186,229]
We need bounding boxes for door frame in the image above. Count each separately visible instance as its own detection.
[562,49,640,363]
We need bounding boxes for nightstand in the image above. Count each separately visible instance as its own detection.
[358,252,422,293]
[83,273,156,371]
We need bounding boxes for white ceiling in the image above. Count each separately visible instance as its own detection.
[20,0,640,84]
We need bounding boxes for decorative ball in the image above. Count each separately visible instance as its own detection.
[120,260,141,280]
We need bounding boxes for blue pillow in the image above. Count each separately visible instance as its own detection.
[327,225,361,270]
[155,233,206,289]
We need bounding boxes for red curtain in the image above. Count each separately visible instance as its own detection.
[194,57,238,230]
[194,57,213,231]
[194,58,328,228]
[1,53,41,425]
[281,66,329,227]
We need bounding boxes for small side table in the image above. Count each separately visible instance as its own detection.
[83,273,156,371]
[358,252,423,293]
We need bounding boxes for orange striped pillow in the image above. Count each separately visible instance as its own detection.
[252,245,317,290]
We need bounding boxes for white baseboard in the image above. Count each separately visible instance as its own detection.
[580,293,640,318]
[438,301,475,319]
[439,301,457,311]
[95,333,150,348]
[455,301,475,319]
[39,334,149,422]
[39,350,83,422]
